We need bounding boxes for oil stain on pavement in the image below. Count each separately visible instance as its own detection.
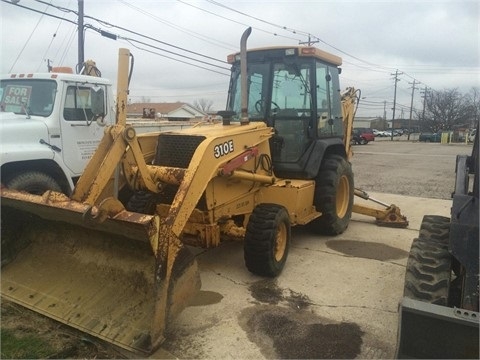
[326,240,408,261]
[240,279,364,359]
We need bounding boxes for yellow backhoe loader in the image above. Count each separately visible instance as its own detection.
[1,28,406,354]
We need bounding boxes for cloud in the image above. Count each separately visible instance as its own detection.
[1,0,478,117]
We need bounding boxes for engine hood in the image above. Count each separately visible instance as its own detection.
[0,112,52,163]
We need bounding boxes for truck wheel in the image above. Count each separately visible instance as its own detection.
[244,204,290,277]
[6,171,62,195]
[310,154,354,235]
[404,222,451,306]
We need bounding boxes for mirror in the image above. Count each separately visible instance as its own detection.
[90,87,105,117]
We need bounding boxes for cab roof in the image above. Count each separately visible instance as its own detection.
[227,46,342,66]
[1,72,112,85]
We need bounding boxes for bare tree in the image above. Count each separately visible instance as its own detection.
[193,98,214,113]
[422,88,473,132]
[464,87,480,129]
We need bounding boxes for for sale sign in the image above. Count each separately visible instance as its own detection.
[1,85,32,113]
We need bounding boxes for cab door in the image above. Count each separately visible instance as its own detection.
[59,81,109,175]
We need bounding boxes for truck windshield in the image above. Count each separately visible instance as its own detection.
[0,79,57,117]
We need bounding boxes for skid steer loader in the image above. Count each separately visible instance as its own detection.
[1,28,402,354]
[396,122,479,359]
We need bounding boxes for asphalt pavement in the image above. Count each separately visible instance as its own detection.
[149,139,473,359]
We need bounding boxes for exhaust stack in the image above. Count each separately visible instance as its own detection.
[240,27,251,125]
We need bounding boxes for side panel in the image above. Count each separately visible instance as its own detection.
[257,179,318,225]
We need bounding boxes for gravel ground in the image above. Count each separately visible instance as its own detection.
[350,137,474,199]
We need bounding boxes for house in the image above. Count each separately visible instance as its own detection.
[126,102,207,121]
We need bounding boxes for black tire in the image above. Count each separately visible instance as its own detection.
[310,154,354,235]
[360,138,368,145]
[404,217,452,305]
[6,171,62,194]
[244,204,290,277]
[126,191,157,214]
[419,215,450,242]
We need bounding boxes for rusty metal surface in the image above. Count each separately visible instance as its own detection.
[1,188,157,242]
[1,188,201,354]
[1,217,157,353]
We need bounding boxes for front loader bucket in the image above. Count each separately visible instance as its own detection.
[1,188,201,354]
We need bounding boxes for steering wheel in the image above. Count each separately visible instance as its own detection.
[255,99,280,113]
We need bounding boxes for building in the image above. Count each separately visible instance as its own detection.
[353,116,381,129]
[126,102,207,121]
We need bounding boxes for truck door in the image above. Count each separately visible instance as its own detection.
[59,82,109,175]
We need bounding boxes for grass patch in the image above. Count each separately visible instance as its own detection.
[1,328,55,359]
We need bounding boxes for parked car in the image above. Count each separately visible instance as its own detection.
[419,132,442,142]
[352,128,375,145]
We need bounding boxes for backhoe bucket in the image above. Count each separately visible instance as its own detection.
[1,188,201,354]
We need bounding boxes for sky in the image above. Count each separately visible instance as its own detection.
[1,0,479,119]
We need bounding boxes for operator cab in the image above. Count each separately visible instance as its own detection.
[226,46,344,179]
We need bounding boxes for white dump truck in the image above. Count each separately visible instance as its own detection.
[0,68,205,195]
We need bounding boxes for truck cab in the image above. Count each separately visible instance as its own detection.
[0,71,115,194]
[226,46,346,179]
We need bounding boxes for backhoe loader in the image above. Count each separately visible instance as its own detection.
[1,28,405,354]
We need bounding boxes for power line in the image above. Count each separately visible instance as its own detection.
[176,0,302,43]
[34,0,230,66]
[116,0,237,51]
[5,0,230,76]
[120,37,230,76]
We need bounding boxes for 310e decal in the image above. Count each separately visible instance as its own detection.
[214,140,234,158]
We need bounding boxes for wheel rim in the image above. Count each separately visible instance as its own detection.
[274,222,287,262]
[336,175,350,218]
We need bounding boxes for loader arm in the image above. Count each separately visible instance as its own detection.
[341,87,359,161]
[71,124,159,206]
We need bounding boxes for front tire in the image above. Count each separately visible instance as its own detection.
[310,154,354,235]
[404,216,452,305]
[244,204,290,277]
[6,171,62,195]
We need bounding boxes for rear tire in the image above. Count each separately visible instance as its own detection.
[6,171,62,194]
[244,204,290,277]
[404,216,452,306]
[360,138,368,145]
[310,154,354,235]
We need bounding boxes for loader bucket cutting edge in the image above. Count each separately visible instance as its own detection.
[1,189,201,354]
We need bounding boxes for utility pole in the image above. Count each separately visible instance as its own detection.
[78,0,84,70]
[391,69,403,141]
[299,34,319,46]
[383,100,387,129]
[408,79,418,140]
[420,86,428,127]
